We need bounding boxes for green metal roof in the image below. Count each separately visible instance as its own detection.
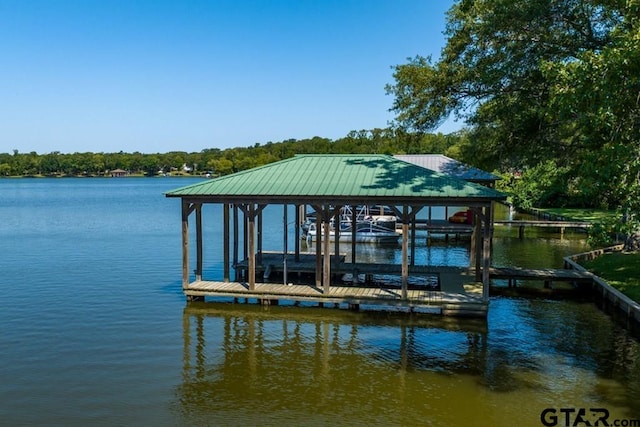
[165,154,506,202]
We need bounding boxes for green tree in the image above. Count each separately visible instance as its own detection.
[207,158,234,176]
[39,152,59,175]
[543,2,640,240]
[0,163,11,176]
[386,0,639,218]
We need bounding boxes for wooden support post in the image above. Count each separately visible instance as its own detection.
[470,218,476,264]
[315,210,322,288]
[518,225,524,239]
[410,217,416,267]
[181,201,190,290]
[283,204,288,285]
[293,205,306,262]
[351,205,357,264]
[334,209,340,269]
[473,212,482,281]
[323,219,331,294]
[233,205,239,280]
[482,204,494,301]
[248,205,256,290]
[243,211,248,267]
[427,206,432,246]
[257,208,263,264]
[401,205,409,300]
[298,204,306,227]
[195,204,203,281]
[223,204,230,282]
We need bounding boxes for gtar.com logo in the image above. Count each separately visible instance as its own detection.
[540,408,640,427]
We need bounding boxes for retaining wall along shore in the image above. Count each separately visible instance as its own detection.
[564,245,640,326]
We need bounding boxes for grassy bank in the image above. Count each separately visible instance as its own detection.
[581,252,640,302]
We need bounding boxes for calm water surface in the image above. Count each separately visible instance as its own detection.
[1,178,639,426]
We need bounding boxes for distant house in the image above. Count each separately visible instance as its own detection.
[110,169,128,177]
[394,154,500,188]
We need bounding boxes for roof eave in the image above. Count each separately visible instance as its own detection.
[167,193,506,205]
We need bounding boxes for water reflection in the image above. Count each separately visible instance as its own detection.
[175,301,640,426]
[175,202,640,425]
[177,302,490,425]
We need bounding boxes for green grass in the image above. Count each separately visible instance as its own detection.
[532,207,618,222]
[581,252,640,302]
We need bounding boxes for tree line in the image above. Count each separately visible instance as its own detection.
[0,129,463,178]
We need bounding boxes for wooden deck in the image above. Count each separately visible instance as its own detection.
[396,219,589,235]
[494,220,592,228]
[400,219,474,234]
[489,266,592,282]
[494,220,591,238]
[194,252,595,316]
[489,266,593,288]
[184,279,488,316]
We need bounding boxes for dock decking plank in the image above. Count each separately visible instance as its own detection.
[185,262,592,316]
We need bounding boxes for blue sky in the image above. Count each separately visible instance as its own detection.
[0,0,458,154]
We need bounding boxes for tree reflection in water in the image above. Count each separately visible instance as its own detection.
[174,299,640,426]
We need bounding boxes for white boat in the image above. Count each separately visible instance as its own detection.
[301,205,397,235]
[305,220,400,244]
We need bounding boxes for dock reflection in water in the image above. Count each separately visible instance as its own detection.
[177,302,488,426]
[175,300,640,426]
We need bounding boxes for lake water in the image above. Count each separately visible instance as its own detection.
[1,178,639,426]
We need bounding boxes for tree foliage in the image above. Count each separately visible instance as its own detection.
[544,1,640,223]
[0,129,465,178]
[387,0,639,231]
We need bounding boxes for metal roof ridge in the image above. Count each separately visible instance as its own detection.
[294,153,392,157]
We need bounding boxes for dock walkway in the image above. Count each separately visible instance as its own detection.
[188,252,595,316]
[489,266,593,288]
[184,279,487,316]
[494,220,591,238]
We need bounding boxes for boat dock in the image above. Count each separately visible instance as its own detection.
[489,266,593,288]
[187,252,486,316]
[407,219,591,239]
[494,220,591,238]
[184,278,488,317]
[235,252,465,278]
[398,219,474,233]
[182,252,595,316]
